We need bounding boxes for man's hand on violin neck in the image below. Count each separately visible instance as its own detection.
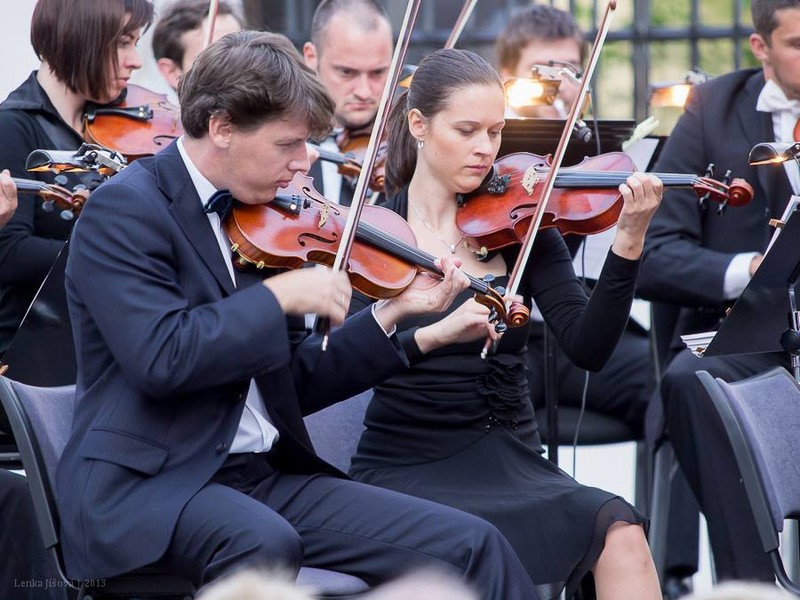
[612,173,664,260]
[263,268,352,326]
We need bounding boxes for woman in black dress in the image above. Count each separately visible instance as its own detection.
[349,48,662,600]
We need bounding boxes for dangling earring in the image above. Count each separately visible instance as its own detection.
[417,139,424,149]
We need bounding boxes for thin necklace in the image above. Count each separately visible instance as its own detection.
[408,200,464,254]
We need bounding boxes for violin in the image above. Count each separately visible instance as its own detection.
[310,139,388,194]
[456,151,754,252]
[224,172,527,330]
[84,84,183,162]
[13,176,89,220]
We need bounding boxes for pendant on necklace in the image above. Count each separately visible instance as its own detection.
[449,244,456,254]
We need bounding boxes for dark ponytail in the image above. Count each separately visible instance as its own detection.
[384,48,502,197]
[384,90,417,198]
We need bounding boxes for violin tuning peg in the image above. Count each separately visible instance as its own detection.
[495,321,508,335]
[481,273,496,284]
[722,169,732,185]
[54,174,68,186]
[698,192,710,210]
[73,183,87,191]
[59,209,75,221]
[41,200,55,213]
[717,199,728,216]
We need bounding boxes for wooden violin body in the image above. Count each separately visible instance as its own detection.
[456,151,754,252]
[84,84,183,162]
[224,173,523,328]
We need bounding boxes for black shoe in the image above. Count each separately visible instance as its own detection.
[663,576,692,600]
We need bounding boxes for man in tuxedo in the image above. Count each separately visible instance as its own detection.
[639,0,798,585]
[302,0,393,206]
[56,31,539,599]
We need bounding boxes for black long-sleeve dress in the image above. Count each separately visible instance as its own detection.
[349,188,647,600]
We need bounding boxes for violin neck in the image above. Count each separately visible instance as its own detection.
[11,177,48,194]
[310,144,347,165]
[554,171,699,188]
[355,220,490,294]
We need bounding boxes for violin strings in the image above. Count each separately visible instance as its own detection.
[356,220,489,293]
[497,171,701,187]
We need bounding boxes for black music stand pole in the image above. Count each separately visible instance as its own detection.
[543,324,559,465]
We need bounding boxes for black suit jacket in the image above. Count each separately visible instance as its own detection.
[56,142,408,580]
[639,68,793,340]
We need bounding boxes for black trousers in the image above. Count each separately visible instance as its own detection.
[0,470,70,600]
[659,348,790,581]
[528,322,654,439]
[154,452,540,599]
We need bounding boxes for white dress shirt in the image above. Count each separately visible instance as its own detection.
[177,138,279,454]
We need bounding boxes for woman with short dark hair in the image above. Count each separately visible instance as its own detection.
[0,0,154,359]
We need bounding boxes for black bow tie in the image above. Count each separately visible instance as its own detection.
[204,189,234,220]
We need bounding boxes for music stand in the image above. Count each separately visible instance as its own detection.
[703,206,800,382]
[499,118,637,165]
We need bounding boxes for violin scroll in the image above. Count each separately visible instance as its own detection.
[13,175,90,220]
[692,176,753,209]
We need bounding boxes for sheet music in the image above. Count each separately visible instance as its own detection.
[680,331,716,357]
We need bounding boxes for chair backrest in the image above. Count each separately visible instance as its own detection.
[0,378,75,552]
[304,391,371,473]
[696,368,800,554]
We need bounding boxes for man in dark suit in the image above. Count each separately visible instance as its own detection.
[303,0,393,206]
[639,0,799,586]
[55,31,539,599]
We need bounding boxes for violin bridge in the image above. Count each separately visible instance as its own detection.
[522,166,539,196]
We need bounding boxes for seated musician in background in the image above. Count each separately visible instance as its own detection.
[151,0,244,94]
[497,3,585,119]
[347,47,663,600]
[638,0,797,588]
[56,31,540,599]
[302,0,392,206]
[496,5,654,439]
[0,0,153,368]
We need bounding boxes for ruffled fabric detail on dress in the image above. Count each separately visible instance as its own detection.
[476,354,527,429]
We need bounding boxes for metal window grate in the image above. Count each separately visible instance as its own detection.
[242,0,755,123]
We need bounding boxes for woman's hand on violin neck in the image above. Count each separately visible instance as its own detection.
[373,256,470,333]
[262,268,352,326]
[414,297,503,354]
[612,173,664,260]
[0,170,18,229]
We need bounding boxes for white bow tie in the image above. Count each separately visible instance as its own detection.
[757,79,800,116]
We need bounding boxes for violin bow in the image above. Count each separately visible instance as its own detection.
[444,0,478,49]
[319,0,423,350]
[482,0,618,358]
[203,0,221,50]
